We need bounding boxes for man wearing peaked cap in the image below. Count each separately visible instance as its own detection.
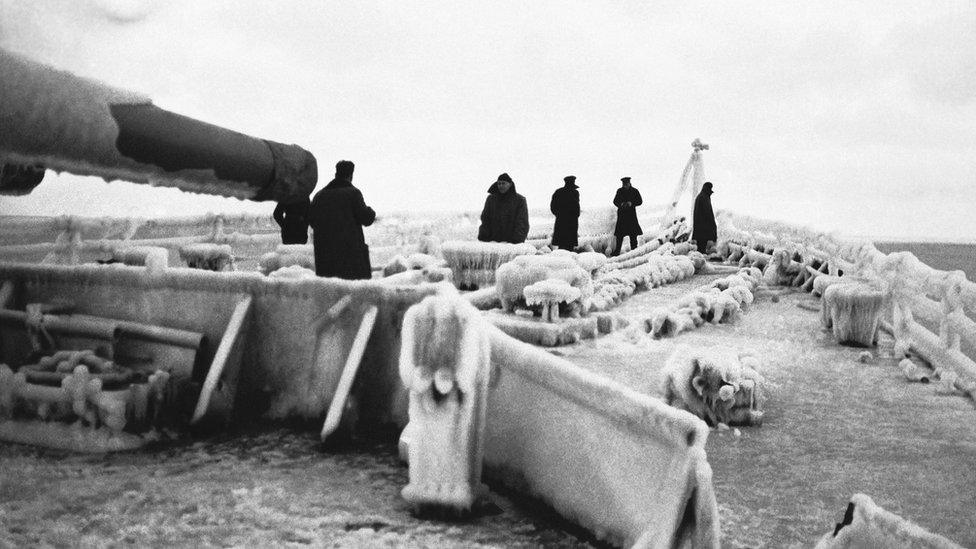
[612,176,643,256]
[550,175,580,250]
[478,172,529,244]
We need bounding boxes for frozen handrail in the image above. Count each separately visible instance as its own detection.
[717,210,976,403]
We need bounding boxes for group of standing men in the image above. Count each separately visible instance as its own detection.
[476,173,718,256]
[273,165,718,280]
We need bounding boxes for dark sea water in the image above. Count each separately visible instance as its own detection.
[874,241,976,281]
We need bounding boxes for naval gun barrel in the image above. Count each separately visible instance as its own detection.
[0,48,316,203]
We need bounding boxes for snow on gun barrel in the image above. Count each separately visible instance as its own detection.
[0,48,317,203]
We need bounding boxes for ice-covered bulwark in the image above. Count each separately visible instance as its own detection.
[484,326,719,548]
[0,263,441,427]
[396,292,718,546]
[814,494,962,549]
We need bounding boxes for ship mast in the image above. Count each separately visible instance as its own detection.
[660,138,709,231]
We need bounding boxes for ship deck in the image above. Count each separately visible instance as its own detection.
[1,273,974,547]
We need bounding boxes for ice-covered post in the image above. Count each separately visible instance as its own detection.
[939,272,965,353]
[398,293,491,514]
[886,259,915,357]
[523,279,582,323]
[211,215,225,243]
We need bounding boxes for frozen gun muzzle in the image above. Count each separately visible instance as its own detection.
[0,48,317,202]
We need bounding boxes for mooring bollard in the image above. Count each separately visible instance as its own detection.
[398,294,491,515]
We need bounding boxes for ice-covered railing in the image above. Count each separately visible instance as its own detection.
[0,201,669,271]
[371,205,666,252]
[0,213,281,269]
[717,211,976,402]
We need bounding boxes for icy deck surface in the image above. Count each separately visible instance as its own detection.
[553,274,976,548]
[0,428,600,547]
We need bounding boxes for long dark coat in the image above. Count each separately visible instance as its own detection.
[550,183,580,250]
[308,178,376,279]
[273,197,310,245]
[692,187,717,253]
[613,186,643,236]
[478,182,529,244]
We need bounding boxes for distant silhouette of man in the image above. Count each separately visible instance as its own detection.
[612,176,642,256]
[308,160,376,279]
[550,175,580,250]
[273,196,310,244]
[692,181,717,254]
[478,173,529,244]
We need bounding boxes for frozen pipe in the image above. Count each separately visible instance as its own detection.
[0,48,317,202]
[21,369,137,387]
[0,309,118,341]
[902,321,976,401]
[73,314,204,349]
[0,309,203,350]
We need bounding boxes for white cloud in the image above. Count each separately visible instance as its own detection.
[1,1,974,239]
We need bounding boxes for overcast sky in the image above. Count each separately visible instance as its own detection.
[1,1,974,240]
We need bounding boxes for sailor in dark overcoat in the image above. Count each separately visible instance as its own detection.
[273,196,310,245]
[612,176,643,256]
[692,181,718,253]
[477,173,529,244]
[308,160,376,279]
[550,175,580,250]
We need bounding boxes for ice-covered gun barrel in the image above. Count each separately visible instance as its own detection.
[0,48,316,202]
